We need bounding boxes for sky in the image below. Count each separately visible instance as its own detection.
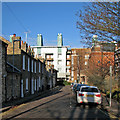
[2,2,90,48]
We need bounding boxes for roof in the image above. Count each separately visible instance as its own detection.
[31,46,70,48]
[0,39,8,46]
[0,36,10,44]
[7,62,21,73]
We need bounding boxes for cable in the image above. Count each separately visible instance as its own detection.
[4,2,29,32]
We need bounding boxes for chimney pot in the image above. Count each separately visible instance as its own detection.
[21,41,23,45]
[13,34,16,37]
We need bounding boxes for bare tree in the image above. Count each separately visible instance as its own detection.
[76,2,119,46]
[86,51,114,90]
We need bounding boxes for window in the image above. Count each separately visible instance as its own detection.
[28,57,30,71]
[34,79,36,91]
[58,54,62,58]
[71,56,74,64]
[67,69,69,73]
[47,55,50,59]
[72,71,74,76]
[35,62,36,73]
[31,60,33,72]
[85,55,89,59]
[67,61,70,65]
[37,78,39,91]
[39,62,41,73]
[85,61,87,65]
[39,76,41,88]
[26,78,28,91]
[58,48,62,54]
[58,60,62,65]
[81,87,98,93]
[67,55,70,59]
[23,55,25,70]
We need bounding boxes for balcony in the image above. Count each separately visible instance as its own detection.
[66,66,70,69]
[66,72,70,75]
[66,58,71,61]
[46,58,54,61]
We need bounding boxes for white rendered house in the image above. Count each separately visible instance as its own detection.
[31,33,70,80]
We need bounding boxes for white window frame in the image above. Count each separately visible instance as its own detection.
[39,62,41,73]
[32,60,33,72]
[26,78,28,91]
[85,61,87,65]
[85,55,89,59]
[23,55,25,70]
[72,71,74,76]
[67,61,70,65]
[34,79,36,91]
[35,61,36,73]
[28,57,30,71]
[67,55,70,59]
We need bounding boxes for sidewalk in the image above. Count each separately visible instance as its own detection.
[0,85,62,115]
[101,93,120,118]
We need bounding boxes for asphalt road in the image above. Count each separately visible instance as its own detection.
[2,85,112,120]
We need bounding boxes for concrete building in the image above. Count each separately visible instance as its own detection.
[31,33,70,81]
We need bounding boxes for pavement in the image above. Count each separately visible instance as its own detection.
[100,93,120,118]
[0,85,63,116]
[0,85,120,119]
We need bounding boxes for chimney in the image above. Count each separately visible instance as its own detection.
[12,36,21,49]
[21,41,23,45]
[37,34,43,46]
[57,33,63,47]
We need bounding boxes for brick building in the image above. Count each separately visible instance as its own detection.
[0,40,8,102]
[70,48,91,84]
[0,35,57,102]
[6,62,21,101]
[88,44,114,76]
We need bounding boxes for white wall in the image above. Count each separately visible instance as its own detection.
[32,47,67,78]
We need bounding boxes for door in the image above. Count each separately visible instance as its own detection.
[21,79,24,98]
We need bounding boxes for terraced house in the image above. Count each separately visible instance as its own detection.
[0,35,57,103]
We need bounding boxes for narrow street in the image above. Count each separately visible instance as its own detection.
[2,86,112,119]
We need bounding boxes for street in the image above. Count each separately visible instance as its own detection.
[2,86,111,120]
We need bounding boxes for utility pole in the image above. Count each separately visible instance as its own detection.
[24,31,30,43]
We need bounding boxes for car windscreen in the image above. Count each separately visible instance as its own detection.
[77,84,88,91]
[81,87,99,93]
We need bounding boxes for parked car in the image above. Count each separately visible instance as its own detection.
[76,84,88,92]
[72,83,78,92]
[76,86,102,105]
[70,83,74,90]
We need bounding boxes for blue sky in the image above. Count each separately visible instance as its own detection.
[2,2,89,48]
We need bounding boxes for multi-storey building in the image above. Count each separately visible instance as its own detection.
[70,35,115,84]
[66,50,71,81]
[31,33,70,81]
[70,48,91,84]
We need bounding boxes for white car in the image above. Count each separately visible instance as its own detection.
[76,86,102,105]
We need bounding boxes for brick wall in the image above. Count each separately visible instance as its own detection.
[0,40,7,102]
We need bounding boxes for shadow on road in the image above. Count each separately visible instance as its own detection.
[2,85,64,109]
[2,86,114,120]
[67,90,112,120]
